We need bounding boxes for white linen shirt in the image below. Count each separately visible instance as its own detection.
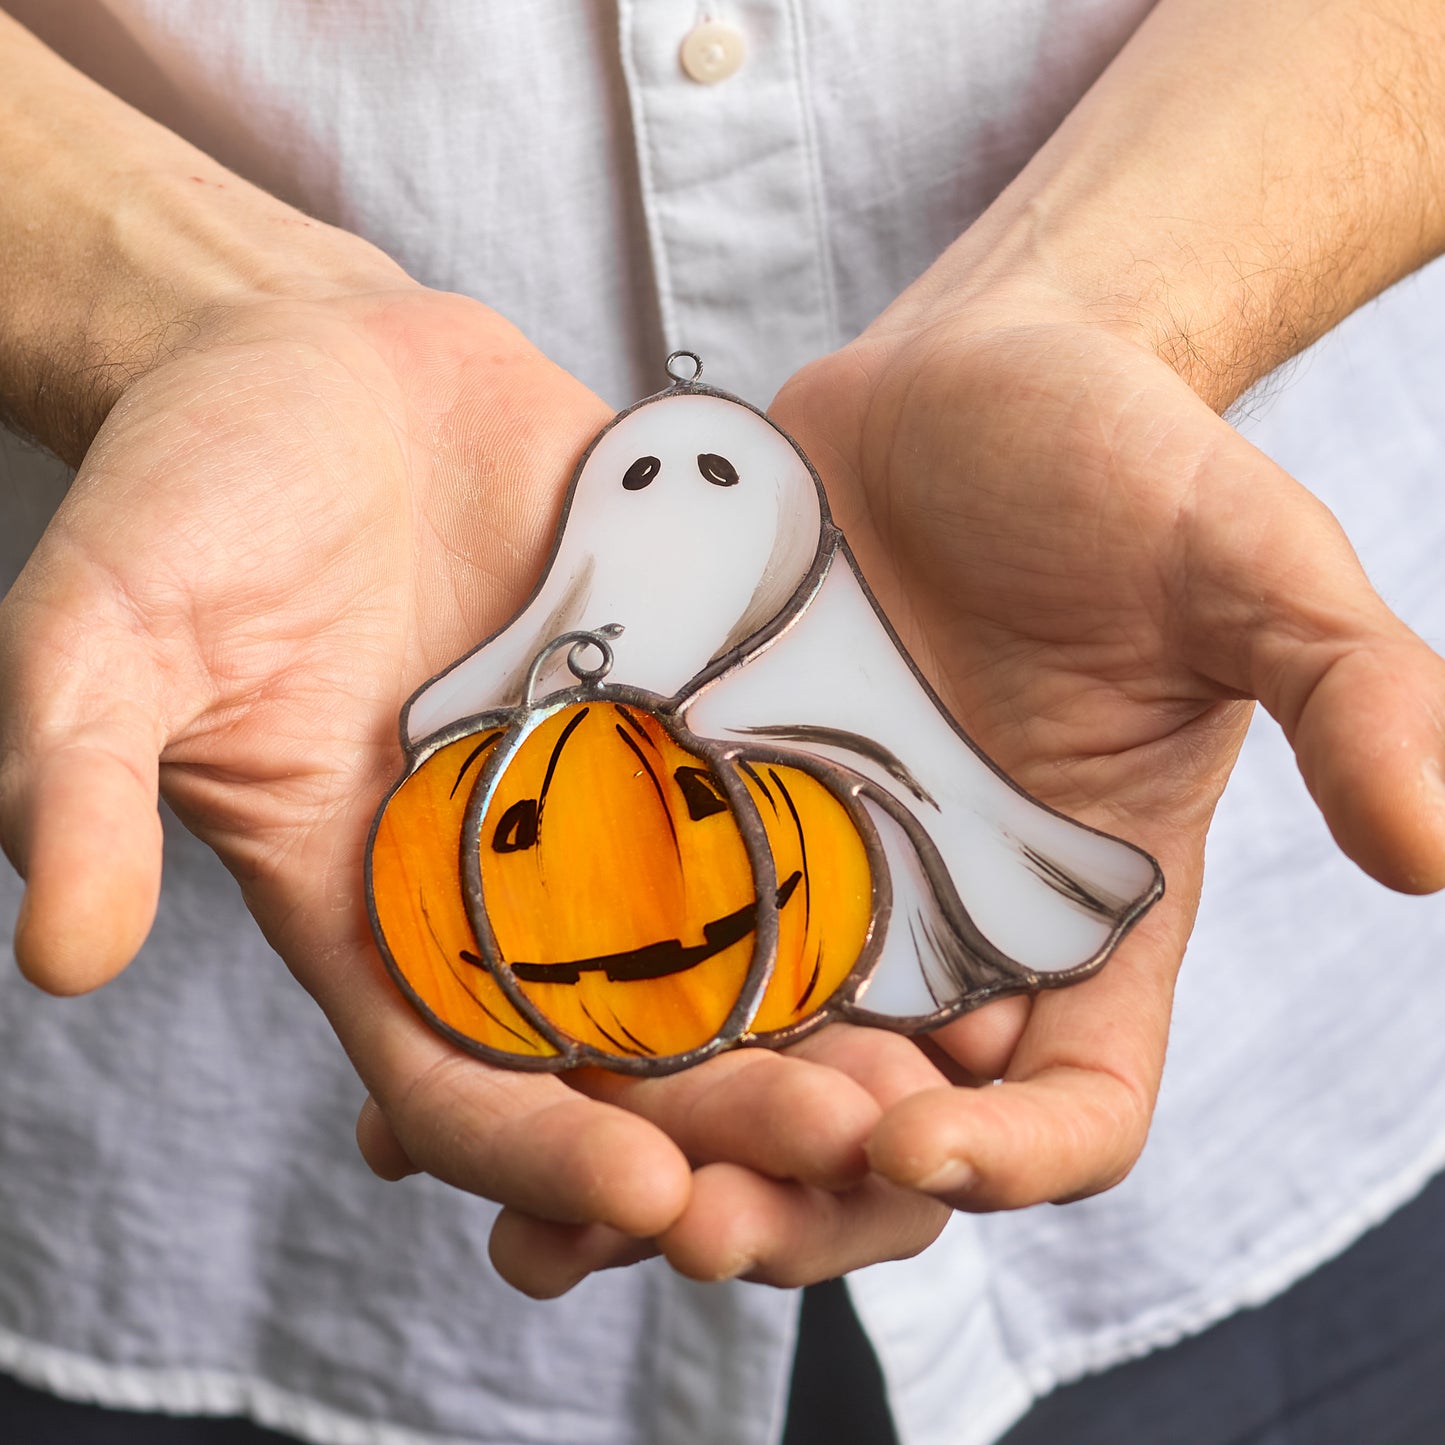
[3,4,1445,1444]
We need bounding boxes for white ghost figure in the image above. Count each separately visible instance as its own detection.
[399,367,1162,1039]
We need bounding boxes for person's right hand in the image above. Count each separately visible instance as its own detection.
[0,277,949,1288]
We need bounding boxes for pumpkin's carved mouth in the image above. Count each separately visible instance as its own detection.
[500,870,802,986]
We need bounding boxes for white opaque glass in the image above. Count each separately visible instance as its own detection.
[404,392,822,743]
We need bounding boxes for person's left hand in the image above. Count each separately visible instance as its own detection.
[485,283,1445,1296]
[791,297,1445,1213]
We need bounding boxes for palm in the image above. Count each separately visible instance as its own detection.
[19,289,604,977]
[783,324,1259,803]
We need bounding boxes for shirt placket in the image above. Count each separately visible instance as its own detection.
[617,0,837,403]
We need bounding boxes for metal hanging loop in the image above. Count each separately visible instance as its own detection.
[665,350,703,385]
[522,624,624,708]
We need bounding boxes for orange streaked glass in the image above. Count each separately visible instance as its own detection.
[740,759,873,1037]
[370,731,559,1059]
[477,702,759,1062]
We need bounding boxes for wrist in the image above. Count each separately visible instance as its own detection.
[2,160,407,464]
[864,0,1445,415]
[866,199,1303,416]
[0,13,408,463]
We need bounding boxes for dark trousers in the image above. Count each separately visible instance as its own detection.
[6,1169,1445,1444]
[787,1168,1445,1445]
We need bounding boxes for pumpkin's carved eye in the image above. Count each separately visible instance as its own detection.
[698,453,739,487]
[673,766,729,821]
[492,798,539,852]
[623,455,661,490]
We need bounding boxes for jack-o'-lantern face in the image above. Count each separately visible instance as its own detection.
[368,698,874,1071]
[471,701,764,1063]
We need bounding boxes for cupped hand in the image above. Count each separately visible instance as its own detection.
[756,300,1445,1217]
[0,278,925,1284]
[462,299,1445,1296]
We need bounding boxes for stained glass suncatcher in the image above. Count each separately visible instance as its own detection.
[366,353,1164,1075]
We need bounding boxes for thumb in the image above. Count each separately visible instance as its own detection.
[1189,453,1445,894]
[1278,636,1445,894]
[0,597,166,994]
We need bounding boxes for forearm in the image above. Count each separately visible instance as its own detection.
[0,10,402,463]
[887,0,1445,410]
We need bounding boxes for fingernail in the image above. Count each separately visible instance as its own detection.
[12,891,37,980]
[1422,757,1445,800]
[915,1158,978,1196]
[716,1252,756,1282]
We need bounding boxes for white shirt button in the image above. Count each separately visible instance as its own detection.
[679,21,746,85]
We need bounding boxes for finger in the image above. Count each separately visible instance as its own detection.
[306,940,694,1235]
[784,1019,954,1105]
[489,1211,656,1299]
[370,1048,694,1235]
[9,735,165,994]
[913,995,1031,1084]
[659,1162,948,1288]
[571,1046,883,1190]
[867,1070,1148,1211]
[355,1093,417,1180]
[1187,440,1445,892]
[1281,640,1445,893]
[869,892,1181,1210]
[0,592,166,994]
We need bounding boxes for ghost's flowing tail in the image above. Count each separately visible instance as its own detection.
[682,546,1163,1027]
[838,773,1160,1026]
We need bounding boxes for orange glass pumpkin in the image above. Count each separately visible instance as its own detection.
[369,687,875,1072]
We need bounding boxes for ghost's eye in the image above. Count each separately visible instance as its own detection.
[698,453,739,487]
[623,455,661,491]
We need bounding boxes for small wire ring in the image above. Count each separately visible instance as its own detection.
[665,350,703,385]
[522,625,624,707]
[566,635,614,683]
